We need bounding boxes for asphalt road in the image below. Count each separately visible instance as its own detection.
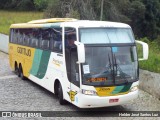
[0,51,160,120]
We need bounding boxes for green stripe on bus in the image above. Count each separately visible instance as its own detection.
[111,86,124,94]
[30,49,43,76]
[36,50,51,79]
[120,83,132,93]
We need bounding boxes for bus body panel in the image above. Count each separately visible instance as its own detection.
[9,43,35,77]
[68,81,139,108]
[77,90,138,108]
[9,42,72,103]
[9,19,147,108]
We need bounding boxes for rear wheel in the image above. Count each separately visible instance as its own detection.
[15,64,19,75]
[19,66,26,80]
[58,83,66,105]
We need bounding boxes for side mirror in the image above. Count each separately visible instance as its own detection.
[136,40,149,61]
[74,41,85,63]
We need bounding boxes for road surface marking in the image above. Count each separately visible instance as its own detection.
[0,75,17,80]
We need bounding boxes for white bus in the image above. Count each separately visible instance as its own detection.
[9,18,148,108]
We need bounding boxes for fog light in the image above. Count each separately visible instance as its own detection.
[82,89,97,96]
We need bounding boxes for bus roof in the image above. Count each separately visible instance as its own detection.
[62,20,131,28]
[10,18,131,29]
[28,18,77,24]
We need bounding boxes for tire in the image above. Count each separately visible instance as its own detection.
[15,66,19,75]
[58,83,66,105]
[19,66,26,80]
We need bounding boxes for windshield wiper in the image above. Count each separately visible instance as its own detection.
[108,54,112,70]
[107,53,115,76]
[113,54,130,84]
[114,54,118,74]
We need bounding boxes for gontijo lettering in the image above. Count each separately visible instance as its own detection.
[17,47,31,56]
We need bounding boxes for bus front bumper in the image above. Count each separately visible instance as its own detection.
[76,90,138,108]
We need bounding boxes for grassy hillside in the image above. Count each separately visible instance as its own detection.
[0,10,43,34]
[139,37,160,73]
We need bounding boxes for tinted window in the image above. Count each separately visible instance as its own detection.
[10,27,63,53]
[51,28,62,53]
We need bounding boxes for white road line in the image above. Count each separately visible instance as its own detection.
[0,75,18,80]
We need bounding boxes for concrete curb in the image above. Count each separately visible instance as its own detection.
[0,33,9,53]
[139,69,160,100]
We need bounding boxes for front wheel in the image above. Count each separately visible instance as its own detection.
[58,83,67,105]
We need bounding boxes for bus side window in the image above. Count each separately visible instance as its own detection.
[11,29,16,43]
[53,40,62,52]
[52,28,62,53]
[31,38,38,48]
[40,29,51,50]
[30,34,38,48]
[17,30,23,45]
[29,29,38,48]
[49,29,56,51]
[10,29,14,43]
[65,27,77,48]
[50,35,54,51]
[41,39,49,50]
[15,32,18,43]
[24,34,30,46]
[19,34,24,45]
[14,30,18,43]
[20,29,30,46]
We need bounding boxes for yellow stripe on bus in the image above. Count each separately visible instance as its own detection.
[9,43,35,77]
[95,87,116,96]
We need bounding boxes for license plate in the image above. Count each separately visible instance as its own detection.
[109,98,119,103]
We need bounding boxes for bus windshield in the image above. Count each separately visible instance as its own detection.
[79,28,134,44]
[79,28,138,86]
[82,46,138,86]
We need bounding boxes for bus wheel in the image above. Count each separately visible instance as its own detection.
[58,83,66,105]
[19,66,26,80]
[15,66,19,75]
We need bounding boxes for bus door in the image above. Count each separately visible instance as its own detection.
[65,27,80,103]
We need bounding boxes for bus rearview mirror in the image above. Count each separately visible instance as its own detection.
[74,41,85,63]
[136,40,149,61]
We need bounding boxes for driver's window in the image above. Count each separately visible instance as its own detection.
[65,28,77,48]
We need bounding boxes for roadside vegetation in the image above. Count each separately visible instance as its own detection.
[0,10,43,34]
[138,37,160,73]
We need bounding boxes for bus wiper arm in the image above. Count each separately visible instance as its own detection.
[113,54,130,84]
[113,54,117,73]
[107,53,115,80]
[108,54,113,72]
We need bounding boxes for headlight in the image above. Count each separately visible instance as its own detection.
[130,86,138,92]
[82,89,97,96]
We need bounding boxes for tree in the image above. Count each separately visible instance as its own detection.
[141,0,160,39]
[42,0,160,40]
[100,0,104,20]
[0,0,11,9]
[1,0,35,10]
[44,0,96,19]
[126,0,146,38]
[17,0,35,10]
[44,0,62,18]
[34,0,48,11]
